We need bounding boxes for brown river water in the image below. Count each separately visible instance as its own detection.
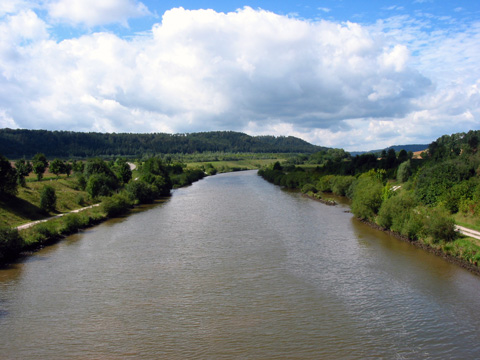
[1,170,480,359]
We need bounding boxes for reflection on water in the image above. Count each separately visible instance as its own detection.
[1,170,480,359]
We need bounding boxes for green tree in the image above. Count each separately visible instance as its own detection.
[351,175,384,221]
[113,158,132,184]
[32,153,48,181]
[397,160,412,183]
[64,162,72,177]
[40,185,56,212]
[126,181,156,204]
[0,154,18,197]
[14,159,32,187]
[49,158,66,178]
[0,227,23,261]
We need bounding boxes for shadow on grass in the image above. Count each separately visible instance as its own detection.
[0,195,46,223]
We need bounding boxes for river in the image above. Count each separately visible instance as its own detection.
[1,170,480,359]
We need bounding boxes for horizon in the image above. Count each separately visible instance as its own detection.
[0,1,479,151]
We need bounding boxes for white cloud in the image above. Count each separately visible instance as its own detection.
[0,6,479,149]
[46,0,151,27]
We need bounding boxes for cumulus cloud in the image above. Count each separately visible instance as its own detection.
[0,5,478,150]
[46,0,151,27]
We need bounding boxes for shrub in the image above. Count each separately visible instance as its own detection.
[397,160,412,183]
[75,194,85,206]
[331,176,355,196]
[423,207,457,243]
[40,185,57,212]
[0,154,17,197]
[0,227,23,261]
[60,213,82,234]
[28,221,59,245]
[351,176,383,221]
[126,181,156,204]
[101,193,132,218]
[377,191,417,233]
[316,175,335,192]
[301,183,317,194]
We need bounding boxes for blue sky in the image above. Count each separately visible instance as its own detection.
[1,0,479,150]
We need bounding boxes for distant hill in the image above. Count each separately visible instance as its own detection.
[350,144,428,156]
[0,129,325,158]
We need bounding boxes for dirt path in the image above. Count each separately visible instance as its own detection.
[15,204,101,231]
[455,225,480,240]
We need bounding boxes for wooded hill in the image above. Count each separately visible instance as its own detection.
[0,129,324,158]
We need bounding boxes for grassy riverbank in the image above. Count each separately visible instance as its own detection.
[0,157,274,265]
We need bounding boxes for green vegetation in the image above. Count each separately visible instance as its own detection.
[0,152,216,263]
[40,185,57,212]
[259,130,480,270]
[0,129,323,158]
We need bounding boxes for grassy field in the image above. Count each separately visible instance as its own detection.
[186,158,284,172]
[1,157,280,229]
[0,175,95,228]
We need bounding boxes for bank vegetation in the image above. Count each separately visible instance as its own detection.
[259,130,480,272]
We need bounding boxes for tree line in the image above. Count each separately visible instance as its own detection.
[0,129,324,158]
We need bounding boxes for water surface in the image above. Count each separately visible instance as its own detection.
[1,171,479,359]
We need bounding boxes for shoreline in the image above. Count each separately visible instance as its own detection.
[303,191,480,276]
[358,218,480,277]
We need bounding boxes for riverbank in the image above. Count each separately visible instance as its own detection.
[301,190,480,276]
[358,218,480,277]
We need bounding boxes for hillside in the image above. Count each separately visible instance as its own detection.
[0,129,324,158]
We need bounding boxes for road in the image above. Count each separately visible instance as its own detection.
[455,225,480,240]
[16,204,100,231]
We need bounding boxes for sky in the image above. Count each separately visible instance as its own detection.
[0,1,479,151]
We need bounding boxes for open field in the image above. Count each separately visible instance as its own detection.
[186,158,282,171]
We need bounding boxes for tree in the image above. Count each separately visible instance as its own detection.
[397,160,412,183]
[113,158,132,184]
[49,158,66,178]
[397,149,408,164]
[32,153,48,181]
[351,175,384,221]
[0,154,17,197]
[0,227,23,261]
[40,185,56,212]
[64,162,72,177]
[15,159,33,187]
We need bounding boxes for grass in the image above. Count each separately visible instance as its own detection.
[454,213,480,232]
[0,176,95,228]
[186,158,283,172]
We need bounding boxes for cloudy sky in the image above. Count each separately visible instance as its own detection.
[0,0,479,150]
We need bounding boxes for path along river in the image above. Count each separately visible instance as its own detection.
[1,170,480,359]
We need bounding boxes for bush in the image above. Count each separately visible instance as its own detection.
[126,181,156,204]
[301,183,317,194]
[40,185,57,212]
[101,193,132,218]
[423,207,457,243]
[0,227,23,261]
[0,154,17,197]
[60,213,82,234]
[377,191,417,233]
[331,176,355,196]
[28,221,59,245]
[316,175,335,192]
[86,173,118,199]
[397,160,412,183]
[351,176,383,221]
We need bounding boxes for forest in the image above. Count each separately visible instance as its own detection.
[0,129,323,158]
[259,130,480,268]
